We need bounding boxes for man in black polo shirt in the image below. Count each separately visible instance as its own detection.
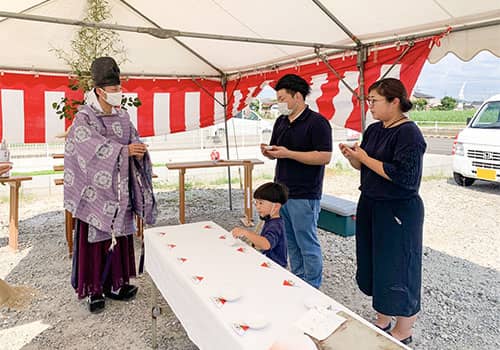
[261,74,332,288]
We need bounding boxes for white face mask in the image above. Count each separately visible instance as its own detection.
[101,89,122,107]
[277,102,292,116]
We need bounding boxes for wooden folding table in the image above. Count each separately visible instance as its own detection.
[166,159,264,226]
[0,176,32,251]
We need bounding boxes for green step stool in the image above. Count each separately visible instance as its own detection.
[318,195,357,237]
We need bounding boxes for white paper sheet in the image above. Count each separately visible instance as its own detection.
[294,307,346,341]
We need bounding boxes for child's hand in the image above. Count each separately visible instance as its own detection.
[231,228,247,239]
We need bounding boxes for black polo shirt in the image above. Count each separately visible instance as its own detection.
[270,106,332,199]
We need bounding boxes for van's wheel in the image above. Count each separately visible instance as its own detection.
[453,172,475,186]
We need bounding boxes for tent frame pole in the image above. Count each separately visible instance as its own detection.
[225,18,500,78]
[0,11,353,51]
[118,0,224,76]
[379,43,414,81]
[0,66,221,79]
[221,75,233,211]
[190,78,225,107]
[367,18,500,48]
[315,48,360,99]
[0,0,52,24]
[357,47,368,132]
[227,48,346,78]
[2,9,499,81]
[311,0,362,46]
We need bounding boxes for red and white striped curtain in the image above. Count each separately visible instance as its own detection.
[226,39,432,131]
[0,39,431,143]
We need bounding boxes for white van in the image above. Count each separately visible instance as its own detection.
[452,94,500,186]
[210,109,273,137]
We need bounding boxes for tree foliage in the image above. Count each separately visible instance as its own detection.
[249,99,260,111]
[51,0,140,120]
[412,98,428,111]
[432,96,457,111]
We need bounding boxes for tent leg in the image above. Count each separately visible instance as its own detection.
[358,47,368,132]
[222,76,233,210]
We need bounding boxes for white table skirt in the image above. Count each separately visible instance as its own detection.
[145,221,406,350]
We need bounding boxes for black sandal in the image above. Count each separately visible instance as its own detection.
[88,294,105,313]
[388,332,413,345]
[105,284,138,301]
[376,323,392,332]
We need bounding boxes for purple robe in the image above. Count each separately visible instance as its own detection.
[64,103,156,243]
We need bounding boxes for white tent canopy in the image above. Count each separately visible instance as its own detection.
[1,0,499,77]
[428,24,500,63]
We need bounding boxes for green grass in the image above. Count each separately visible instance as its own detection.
[409,110,475,123]
[11,169,60,176]
[12,163,166,177]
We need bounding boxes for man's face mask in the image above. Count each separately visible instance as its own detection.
[277,102,292,116]
[100,88,123,107]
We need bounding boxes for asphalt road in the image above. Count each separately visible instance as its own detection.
[424,136,454,155]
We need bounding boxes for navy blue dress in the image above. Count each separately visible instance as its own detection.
[356,120,426,317]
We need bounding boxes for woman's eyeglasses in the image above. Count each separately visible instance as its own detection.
[366,98,385,106]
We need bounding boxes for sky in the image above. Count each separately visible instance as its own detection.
[259,51,500,103]
[415,51,500,102]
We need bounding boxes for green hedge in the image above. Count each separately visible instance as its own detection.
[409,110,476,122]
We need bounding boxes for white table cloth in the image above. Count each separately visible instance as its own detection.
[145,221,407,350]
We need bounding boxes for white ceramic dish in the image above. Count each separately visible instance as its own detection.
[243,314,269,329]
[217,286,242,301]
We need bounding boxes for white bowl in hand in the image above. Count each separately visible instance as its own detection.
[341,141,357,149]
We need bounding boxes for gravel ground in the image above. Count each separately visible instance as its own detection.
[0,171,499,350]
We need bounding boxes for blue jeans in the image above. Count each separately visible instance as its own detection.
[280,199,322,288]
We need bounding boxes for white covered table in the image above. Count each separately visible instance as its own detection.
[145,221,409,350]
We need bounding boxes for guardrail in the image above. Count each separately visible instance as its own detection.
[414,121,465,137]
[414,120,465,128]
[9,143,65,158]
[6,121,466,158]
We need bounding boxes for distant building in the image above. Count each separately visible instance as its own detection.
[412,91,434,99]
[411,91,440,108]
[472,100,483,108]
[465,100,483,109]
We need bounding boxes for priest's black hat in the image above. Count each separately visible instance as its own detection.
[91,57,121,87]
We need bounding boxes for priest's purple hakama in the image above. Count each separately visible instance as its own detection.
[65,97,156,299]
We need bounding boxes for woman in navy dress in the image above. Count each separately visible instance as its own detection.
[339,78,426,345]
